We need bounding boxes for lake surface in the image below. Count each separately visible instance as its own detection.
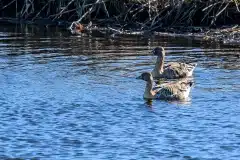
[0,25,240,160]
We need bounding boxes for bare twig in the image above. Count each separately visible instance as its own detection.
[233,0,240,12]
[211,2,230,26]
[32,0,52,21]
[108,27,123,34]
[0,0,15,10]
[101,0,109,18]
[49,8,77,18]
[53,0,75,21]
[77,0,101,23]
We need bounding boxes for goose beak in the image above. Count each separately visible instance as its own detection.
[151,49,155,55]
[136,75,142,79]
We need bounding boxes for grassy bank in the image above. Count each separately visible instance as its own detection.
[0,0,239,30]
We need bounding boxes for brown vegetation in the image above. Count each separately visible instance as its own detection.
[0,0,239,31]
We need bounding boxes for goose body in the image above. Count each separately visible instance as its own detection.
[137,72,193,101]
[151,47,197,79]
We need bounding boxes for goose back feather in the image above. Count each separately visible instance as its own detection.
[151,47,197,79]
[137,72,194,101]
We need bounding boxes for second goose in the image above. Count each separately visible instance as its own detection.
[151,47,197,79]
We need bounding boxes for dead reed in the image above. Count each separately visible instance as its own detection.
[0,0,239,30]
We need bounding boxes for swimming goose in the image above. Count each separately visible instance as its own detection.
[151,47,197,79]
[137,72,194,100]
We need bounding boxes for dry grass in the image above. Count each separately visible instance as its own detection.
[0,0,239,30]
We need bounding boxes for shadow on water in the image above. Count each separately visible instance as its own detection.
[0,24,240,159]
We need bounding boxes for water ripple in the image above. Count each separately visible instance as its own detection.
[0,26,239,159]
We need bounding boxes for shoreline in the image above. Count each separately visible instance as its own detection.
[0,17,239,47]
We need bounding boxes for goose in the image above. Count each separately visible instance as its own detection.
[151,47,197,79]
[137,72,194,101]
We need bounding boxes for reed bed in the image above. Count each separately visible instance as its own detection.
[0,0,239,30]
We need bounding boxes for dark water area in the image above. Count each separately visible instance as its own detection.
[0,25,240,160]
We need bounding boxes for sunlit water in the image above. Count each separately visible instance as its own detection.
[0,25,240,160]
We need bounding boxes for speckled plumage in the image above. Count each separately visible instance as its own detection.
[151,47,197,79]
[137,72,194,101]
[155,79,193,100]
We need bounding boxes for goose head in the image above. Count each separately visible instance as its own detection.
[152,47,165,57]
[136,72,153,82]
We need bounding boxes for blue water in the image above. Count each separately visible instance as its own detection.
[0,26,240,160]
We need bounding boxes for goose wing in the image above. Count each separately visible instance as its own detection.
[155,85,179,100]
[162,65,188,79]
[155,79,193,100]
[166,62,197,73]
[177,79,194,91]
[164,62,182,68]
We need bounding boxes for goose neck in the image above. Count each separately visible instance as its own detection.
[154,56,164,73]
[144,81,155,98]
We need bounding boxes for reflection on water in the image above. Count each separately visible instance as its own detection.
[0,25,240,159]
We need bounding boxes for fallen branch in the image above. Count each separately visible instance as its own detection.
[0,0,15,10]
[52,0,75,21]
[32,0,52,21]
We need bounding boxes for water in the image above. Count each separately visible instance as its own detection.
[0,25,240,160]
